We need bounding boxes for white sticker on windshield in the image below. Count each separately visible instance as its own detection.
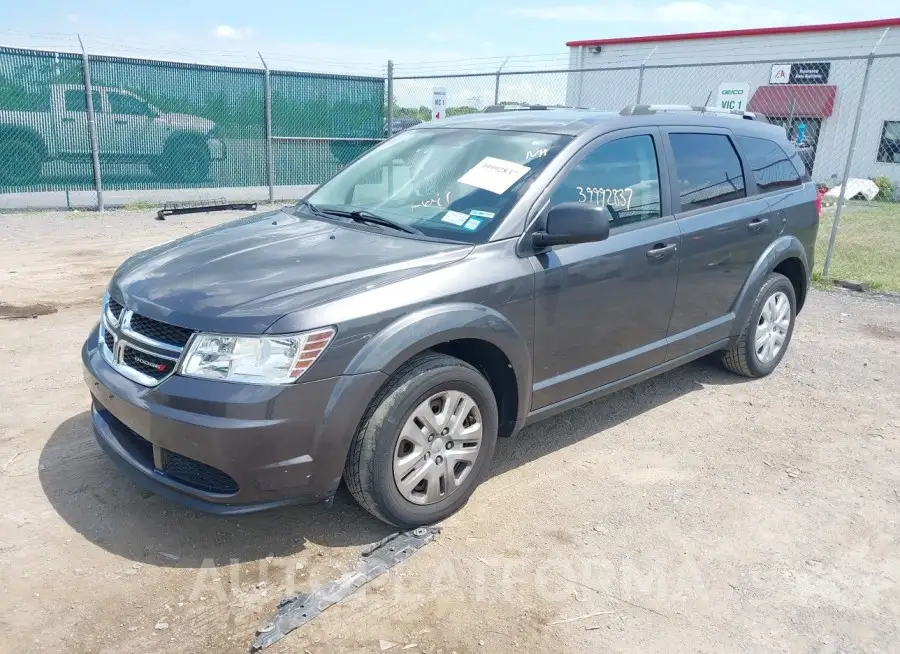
[441,210,469,226]
[457,157,530,195]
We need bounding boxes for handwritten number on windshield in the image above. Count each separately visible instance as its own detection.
[411,191,451,211]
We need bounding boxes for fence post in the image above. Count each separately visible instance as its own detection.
[823,28,889,277]
[258,52,275,203]
[386,60,394,194]
[494,57,509,105]
[635,46,657,104]
[78,35,103,212]
[386,59,393,134]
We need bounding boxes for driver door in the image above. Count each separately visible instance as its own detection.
[99,90,157,157]
[528,128,680,410]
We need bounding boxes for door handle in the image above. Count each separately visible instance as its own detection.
[748,217,769,232]
[646,243,677,259]
[114,120,128,125]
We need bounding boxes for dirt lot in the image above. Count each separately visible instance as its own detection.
[1,208,899,654]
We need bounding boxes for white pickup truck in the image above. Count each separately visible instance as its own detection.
[0,84,225,186]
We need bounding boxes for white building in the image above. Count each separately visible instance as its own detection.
[566,18,900,186]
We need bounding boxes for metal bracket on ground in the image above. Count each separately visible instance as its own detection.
[251,526,440,651]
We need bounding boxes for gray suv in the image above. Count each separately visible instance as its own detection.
[82,105,818,526]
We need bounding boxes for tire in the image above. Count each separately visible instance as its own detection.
[152,138,210,183]
[721,272,796,378]
[0,139,43,186]
[344,352,499,527]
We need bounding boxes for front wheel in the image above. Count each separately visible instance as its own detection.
[344,353,498,527]
[721,272,796,377]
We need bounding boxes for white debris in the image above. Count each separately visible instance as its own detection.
[154,621,169,630]
[379,640,397,651]
[824,178,879,201]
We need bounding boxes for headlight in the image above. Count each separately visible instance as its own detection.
[178,327,335,385]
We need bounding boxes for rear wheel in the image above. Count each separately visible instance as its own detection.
[0,139,43,186]
[344,353,498,527]
[721,272,796,377]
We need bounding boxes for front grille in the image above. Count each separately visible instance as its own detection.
[163,450,239,494]
[122,346,174,381]
[102,298,191,387]
[108,297,124,320]
[129,313,194,348]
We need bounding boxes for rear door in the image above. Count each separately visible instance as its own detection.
[529,128,680,409]
[661,128,773,359]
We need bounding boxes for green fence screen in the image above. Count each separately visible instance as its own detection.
[0,46,384,198]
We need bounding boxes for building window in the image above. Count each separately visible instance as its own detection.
[877,121,900,164]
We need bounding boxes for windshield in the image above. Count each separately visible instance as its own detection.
[306,128,572,243]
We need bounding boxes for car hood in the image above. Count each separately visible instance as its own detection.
[110,209,472,334]
[153,113,215,134]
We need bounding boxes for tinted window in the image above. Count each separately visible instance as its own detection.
[108,92,152,116]
[64,90,100,113]
[669,133,746,211]
[549,135,661,228]
[736,135,802,191]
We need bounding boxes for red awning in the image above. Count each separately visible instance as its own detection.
[747,85,837,118]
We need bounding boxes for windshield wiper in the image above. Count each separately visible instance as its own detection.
[297,198,328,216]
[313,206,421,235]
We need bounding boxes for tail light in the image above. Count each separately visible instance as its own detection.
[815,188,824,219]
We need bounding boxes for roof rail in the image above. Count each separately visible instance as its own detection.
[483,104,550,113]
[620,104,765,121]
[482,104,587,113]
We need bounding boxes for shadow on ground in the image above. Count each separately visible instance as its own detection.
[39,356,747,569]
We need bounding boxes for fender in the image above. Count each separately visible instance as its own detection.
[729,235,808,338]
[343,302,533,425]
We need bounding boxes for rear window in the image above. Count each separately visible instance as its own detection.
[736,135,803,192]
[669,133,746,211]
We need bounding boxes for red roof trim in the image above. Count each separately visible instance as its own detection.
[566,17,900,48]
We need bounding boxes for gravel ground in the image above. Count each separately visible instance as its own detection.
[1,208,899,654]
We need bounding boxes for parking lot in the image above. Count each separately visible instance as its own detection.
[1,208,899,653]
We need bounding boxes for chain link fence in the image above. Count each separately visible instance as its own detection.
[0,45,384,207]
[2,38,899,290]
[391,49,900,290]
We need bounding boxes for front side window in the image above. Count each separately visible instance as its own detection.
[877,121,900,164]
[108,92,153,116]
[736,135,802,192]
[306,128,571,243]
[669,133,746,211]
[548,135,661,228]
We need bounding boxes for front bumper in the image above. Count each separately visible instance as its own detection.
[82,329,386,513]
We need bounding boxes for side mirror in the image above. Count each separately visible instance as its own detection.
[532,202,611,248]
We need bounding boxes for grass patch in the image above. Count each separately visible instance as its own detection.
[814,200,900,292]
[122,201,159,211]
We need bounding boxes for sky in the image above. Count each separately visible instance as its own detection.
[2,0,898,77]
